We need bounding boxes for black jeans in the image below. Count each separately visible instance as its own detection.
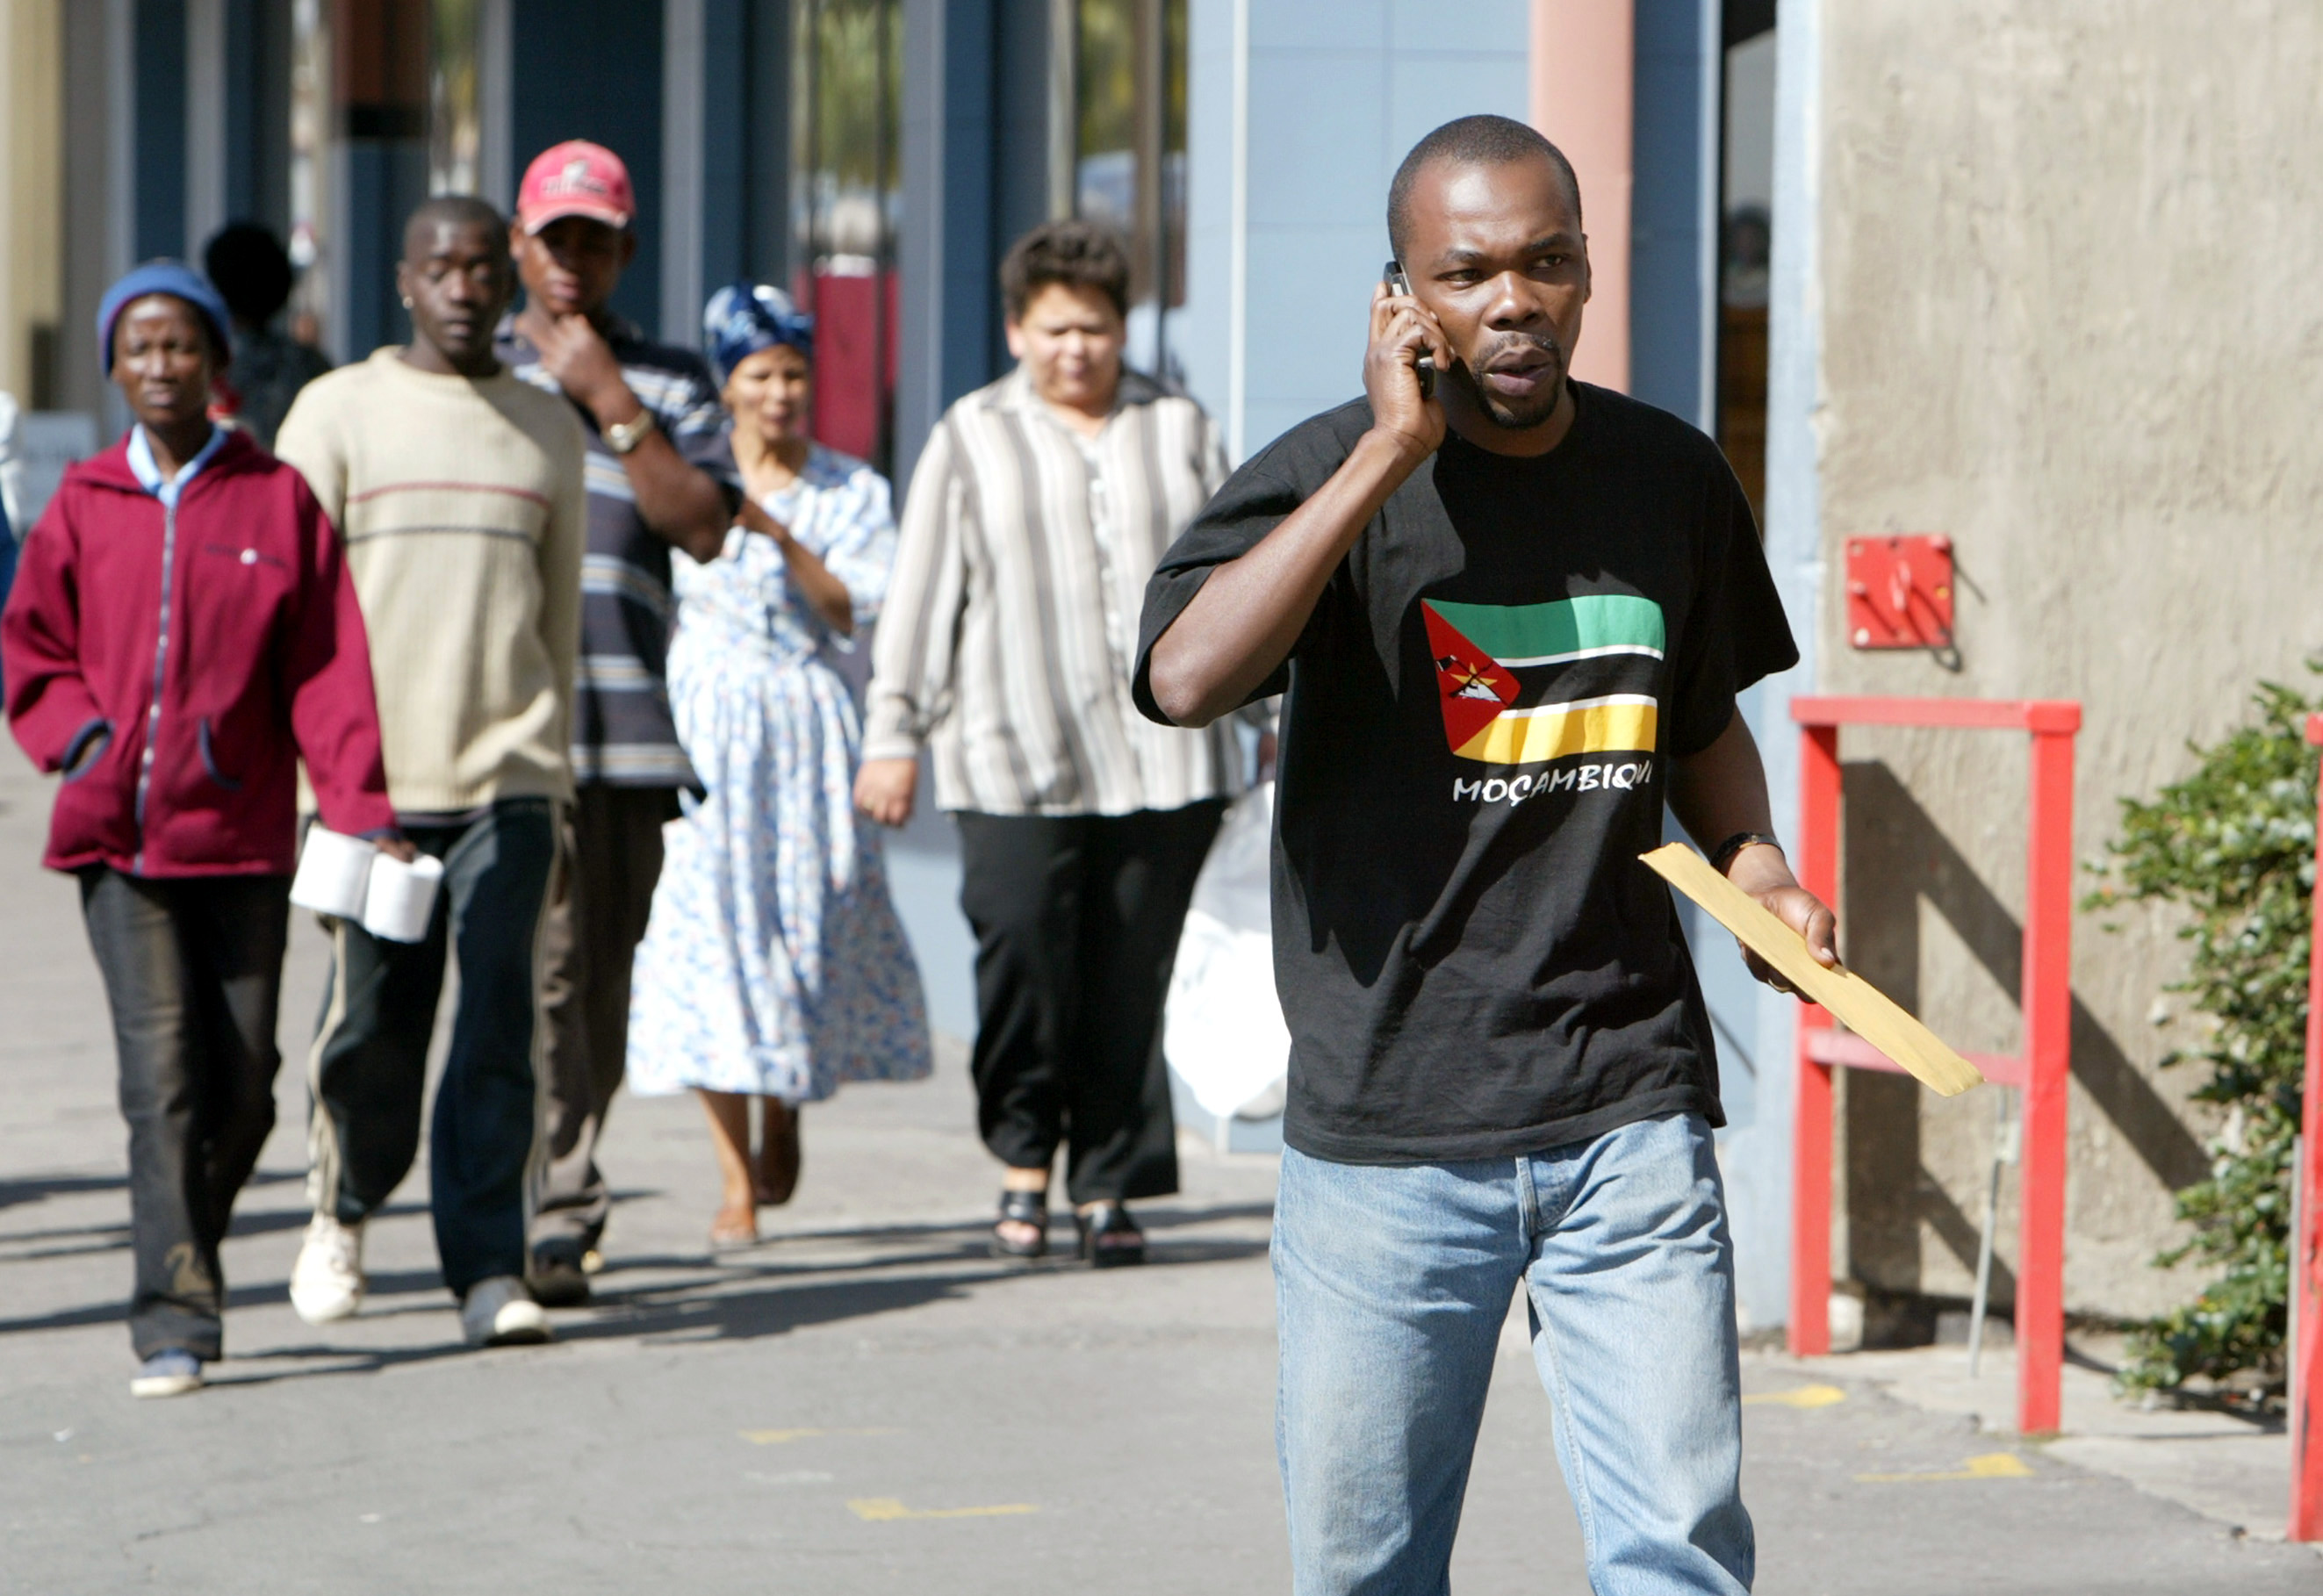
[530,785,678,1253]
[80,867,291,1362]
[956,801,1224,1206]
[305,799,555,1296]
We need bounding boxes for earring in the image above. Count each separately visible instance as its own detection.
[401,297,414,309]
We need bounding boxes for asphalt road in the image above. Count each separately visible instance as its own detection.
[0,744,2314,1594]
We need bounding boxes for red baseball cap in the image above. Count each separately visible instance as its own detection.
[517,140,635,234]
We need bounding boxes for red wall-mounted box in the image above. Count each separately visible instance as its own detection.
[1845,535,1954,651]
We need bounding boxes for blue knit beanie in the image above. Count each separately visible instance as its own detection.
[97,260,234,375]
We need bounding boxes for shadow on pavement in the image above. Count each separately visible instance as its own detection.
[0,1199,430,1262]
[0,1173,129,1211]
[0,1263,453,1339]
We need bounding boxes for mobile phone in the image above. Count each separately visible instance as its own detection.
[1383,261,1435,400]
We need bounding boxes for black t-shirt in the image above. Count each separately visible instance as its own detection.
[1133,383,1798,1163]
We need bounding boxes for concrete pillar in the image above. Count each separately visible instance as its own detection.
[1528,0,1631,392]
[477,0,514,210]
[59,0,134,423]
[1,0,66,409]
[186,0,227,255]
[660,0,705,343]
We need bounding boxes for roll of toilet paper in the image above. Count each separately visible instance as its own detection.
[361,851,443,944]
[290,826,378,919]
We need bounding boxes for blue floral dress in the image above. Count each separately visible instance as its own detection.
[627,446,932,1102]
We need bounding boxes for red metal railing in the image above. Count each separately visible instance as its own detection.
[2292,714,2323,1540]
[1787,696,2079,1436]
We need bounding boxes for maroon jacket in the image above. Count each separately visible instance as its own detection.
[2,428,394,876]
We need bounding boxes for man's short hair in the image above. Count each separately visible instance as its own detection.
[1387,115,1584,260]
[403,194,509,260]
[1000,219,1132,322]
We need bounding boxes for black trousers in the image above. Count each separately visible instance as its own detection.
[306,800,555,1295]
[957,801,1224,1206]
[80,867,291,1362]
[530,785,677,1253]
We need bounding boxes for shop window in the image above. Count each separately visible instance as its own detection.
[793,0,902,471]
[1070,0,1186,384]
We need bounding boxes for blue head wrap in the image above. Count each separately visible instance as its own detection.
[703,283,814,384]
[97,260,235,375]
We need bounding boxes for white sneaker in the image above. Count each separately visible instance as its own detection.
[460,1276,552,1348]
[290,1214,365,1325]
[130,1349,204,1398]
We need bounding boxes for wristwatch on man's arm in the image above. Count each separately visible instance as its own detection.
[1710,830,1783,875]
[602,409,658,456]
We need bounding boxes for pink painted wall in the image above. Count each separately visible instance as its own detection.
[1528,0,1633,392]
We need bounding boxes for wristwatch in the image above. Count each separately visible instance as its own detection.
[1710,830,1784,873]
[602,409,658,456]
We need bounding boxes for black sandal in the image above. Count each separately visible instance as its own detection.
[992,1190,1048,1259]
[1074,1202,1145,1269]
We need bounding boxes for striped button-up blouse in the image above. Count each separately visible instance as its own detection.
[863,368,1243,816]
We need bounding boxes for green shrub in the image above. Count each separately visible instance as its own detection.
[2083,676,2316,1398]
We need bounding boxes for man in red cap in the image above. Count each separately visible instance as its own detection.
[498,140,735,1302]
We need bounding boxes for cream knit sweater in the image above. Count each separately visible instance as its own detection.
[276,348,586,814]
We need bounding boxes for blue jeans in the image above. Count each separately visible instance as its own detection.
[1275,1112,1751,1595]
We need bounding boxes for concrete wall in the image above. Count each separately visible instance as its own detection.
[1812,1,2323,1319]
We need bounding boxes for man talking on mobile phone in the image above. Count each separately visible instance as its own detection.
[1136,115,1836,1594]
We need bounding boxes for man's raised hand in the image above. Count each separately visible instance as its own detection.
[1365,281,1449,460]
[532,313,633,421]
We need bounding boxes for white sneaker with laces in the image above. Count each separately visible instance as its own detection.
[290,1214,364,1325]
[460,1275,552,1348]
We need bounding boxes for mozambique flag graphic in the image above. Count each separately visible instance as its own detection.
[1421,595,1665,765]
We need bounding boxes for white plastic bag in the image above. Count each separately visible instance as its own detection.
[1164,782,1290,1121]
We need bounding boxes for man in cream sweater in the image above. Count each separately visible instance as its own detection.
[274,196,586,1348]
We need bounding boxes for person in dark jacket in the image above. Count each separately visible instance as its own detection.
[0,260,404,1399]
[203,222,333,451]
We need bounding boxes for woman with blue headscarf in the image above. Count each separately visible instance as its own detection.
[626,284,931,1246]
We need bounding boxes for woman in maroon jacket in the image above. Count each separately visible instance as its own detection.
[2,261,403,1399]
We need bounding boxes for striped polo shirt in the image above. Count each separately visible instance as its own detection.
[499,313,730,787]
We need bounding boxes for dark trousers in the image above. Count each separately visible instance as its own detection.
[530,785,677,1252]
[80,868,290,1361]
[306,800,555,1296]
[957,801,1224,1206]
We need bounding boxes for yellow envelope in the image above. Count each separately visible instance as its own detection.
[1640,843,1984,1097]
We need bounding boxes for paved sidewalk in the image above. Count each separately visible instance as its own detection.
[1788,1341,2292,1541]
[1,742,2316,1592]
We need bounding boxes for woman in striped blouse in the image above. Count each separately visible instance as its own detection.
[856,222,1243,1267]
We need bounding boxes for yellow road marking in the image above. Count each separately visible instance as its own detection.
[1856,1452,2034,1484]
[739,1427,903,1445]
[1741,1384,1846,1409]
[847,1498,1039,1521]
